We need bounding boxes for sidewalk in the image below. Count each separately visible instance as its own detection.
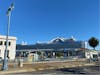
[0,60,99,74]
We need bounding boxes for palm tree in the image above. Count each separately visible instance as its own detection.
[88,37,99,50]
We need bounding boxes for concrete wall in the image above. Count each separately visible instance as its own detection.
[0,35,17,60]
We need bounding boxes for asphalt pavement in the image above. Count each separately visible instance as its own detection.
[6,66,100,75]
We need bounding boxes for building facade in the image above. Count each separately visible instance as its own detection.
[16,37,89,61]
[0,35,17,60]
[85,50,99,59]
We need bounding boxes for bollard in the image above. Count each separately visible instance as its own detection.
[18,58,23,68]
[13,59,18,68]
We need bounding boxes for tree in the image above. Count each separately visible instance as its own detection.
[88,37,99,50]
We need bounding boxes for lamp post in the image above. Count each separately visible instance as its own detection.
[2,3,14,71]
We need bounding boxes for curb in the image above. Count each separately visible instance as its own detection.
[0,67,57,74]
[0,69,36,74]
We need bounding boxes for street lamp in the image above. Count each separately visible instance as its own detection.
[2,3,14,71]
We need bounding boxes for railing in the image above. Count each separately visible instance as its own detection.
[14,56,99,63]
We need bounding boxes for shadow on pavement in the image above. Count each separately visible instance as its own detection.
[56,66,100,74]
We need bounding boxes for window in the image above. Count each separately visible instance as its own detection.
[7,50,9,59]
[99,53,100,57]
[0,41,3,45]
[4,41,11,46]
[9,42,11,46]
[93,54,98,58]
[4,41,6,45]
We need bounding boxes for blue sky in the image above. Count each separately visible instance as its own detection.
[0,0,99,49]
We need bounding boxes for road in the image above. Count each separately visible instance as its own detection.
[6,66,100,75]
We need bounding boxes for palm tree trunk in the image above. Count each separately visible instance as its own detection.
[93,47,95,50]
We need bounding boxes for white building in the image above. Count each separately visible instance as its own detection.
[85,50,99,59]
[0,35,17,60]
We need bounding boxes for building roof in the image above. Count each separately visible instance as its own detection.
[16,37,85,50]
[0,35,17,40]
